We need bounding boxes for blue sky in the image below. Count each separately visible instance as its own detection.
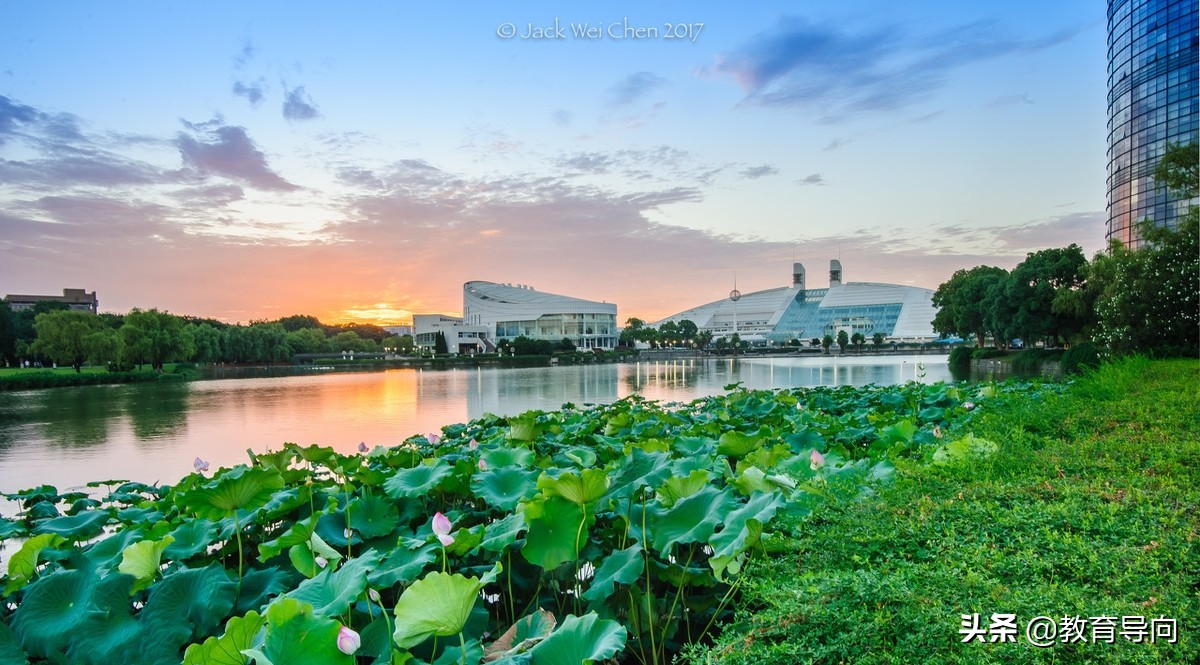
[0,0,1107,323]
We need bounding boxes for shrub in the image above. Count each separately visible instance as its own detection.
[948,346,973,369]
[1059,342,1102,374]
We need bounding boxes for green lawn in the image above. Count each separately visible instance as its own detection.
[0,366,109,376]
[688,357,1200,664]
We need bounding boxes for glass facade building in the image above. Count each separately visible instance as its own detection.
[1106,0,1199,247]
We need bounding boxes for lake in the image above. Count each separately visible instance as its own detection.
[0,355,955,494]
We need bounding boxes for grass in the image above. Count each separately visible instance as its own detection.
[685,357,1200,664]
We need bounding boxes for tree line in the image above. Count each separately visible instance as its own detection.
[932,142,1198,357]
[0,306,408,372]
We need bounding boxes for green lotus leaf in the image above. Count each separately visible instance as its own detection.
[140,563,238,648]
[520,497,590,570]
[581,544,643,603]
[178,466,285,520]
[368,542,438,588]
[382,460,453,499]
[295,444,338,465]
[235,567,292,614]
[671,436,714,457]
[348,494,400,539]
[5,533,64,594]
[26,502,59,520]
[289,543,320,579]
[258,511,324,562]
[558,446,597,468]
[655,470,710,507]
[730,465,792,496]
[537,468,608,506]
[182,610,266,665]
[66,496,102,515]
[480,446,535,469]
[287,550,382,616]
[11,567,94,659]
[716,430,766,458]
[649,485,735,552]
[601,449,672,505]
[117,506,165,524]
[472,467,538,511]
[244,598,353,665]
[528,612,627,665]
[258,486,311,520]
[118,534,175,592]
[392,571,486,648]
[0,516,26,539]
[32,509,112,541]
[479,512,527,553]
[83,529,140,571]
[484,608,556,661]
[164,518,219,561]
[0,621,28,665]
[708,490,785,580]
[508,414,541,442]
[67,573,142,665]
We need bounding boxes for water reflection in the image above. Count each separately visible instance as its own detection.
[0,355,955,492]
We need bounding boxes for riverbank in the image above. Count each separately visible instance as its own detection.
[687,357,1200,664]
[0,366,192,391]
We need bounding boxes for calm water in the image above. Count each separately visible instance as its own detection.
[0,355,953,494]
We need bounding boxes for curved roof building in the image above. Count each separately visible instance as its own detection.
[463,281,618,349]
[654,261,937,343]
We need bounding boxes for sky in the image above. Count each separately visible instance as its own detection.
[0,1,1108,325]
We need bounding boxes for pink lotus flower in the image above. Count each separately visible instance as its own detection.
[963,401,976,411]
[478,459,488,472]
[315,556,328,569]
[193,457,210,473]
[368,588,381,603]
[428,432,441,445]
[358,441,368,453]
[432,511,455,547]
[809,449,825,471]
[336,626,361,655]
[468,438,479,451]
[933,425,943,439]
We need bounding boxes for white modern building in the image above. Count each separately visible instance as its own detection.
[463,281,618,350]
[412,314,491,354]
[655,261,938,344]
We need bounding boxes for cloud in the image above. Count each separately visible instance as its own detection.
[608,72,667,107]
[556,152,615,174]
[0,95,45,141]
[988,92,1035,108]
[552,110,573,126]
[175,122,299,191]
[233,80,267,106]
[797,173,825,186]
[741,164,779,179]
[707,17,1081,122]
[282,86,320,121]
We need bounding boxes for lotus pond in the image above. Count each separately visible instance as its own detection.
[0,379,1047,664]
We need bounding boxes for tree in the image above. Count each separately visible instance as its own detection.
[0,300,16,366]
[32,310,116,372]
[190,323,224,363]
[821,334,833,354]
[121,309,195,371]
[872,332,885,347]
[619,317,645,346]
[677,319,698,340]
[730,333,743,354]
[276,314,323,332]
[836,330,849,352]
[932,265,1009,347]
[1094,215,1199,356]
[286,327,330,355]
[1006,245,1089,346]
[1153,141,1198,199]
[434,331,449,355]
[559,337,576,352]
[810,337,821,347]
[695,330,714,350]
[851,332,865,352]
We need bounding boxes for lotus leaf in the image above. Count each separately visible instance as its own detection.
[242,598,353,665]
[5,533,64,594]
[392,571,486,648]
[528,612,627,665]
[382,460,453,499]
[118,534,175,592]
[182,610,266,665]
[472,467,538,511]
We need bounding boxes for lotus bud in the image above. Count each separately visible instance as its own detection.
[193,457,210,473]
[336,626,361,655]
[468,438,478,451]
[432,511,455,547]
[358,441,368,453]
[809,449,825,471]
[478,459,488,472]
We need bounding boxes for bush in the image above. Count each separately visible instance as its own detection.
[970,348,1007,360]
[948,346,973,369]
[1059,342,1103,374]
[1011,349,1063,374]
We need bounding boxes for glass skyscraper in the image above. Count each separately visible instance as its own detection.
[1106,0,1198,247]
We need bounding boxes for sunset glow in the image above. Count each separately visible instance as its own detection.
[1,1,1106,324]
